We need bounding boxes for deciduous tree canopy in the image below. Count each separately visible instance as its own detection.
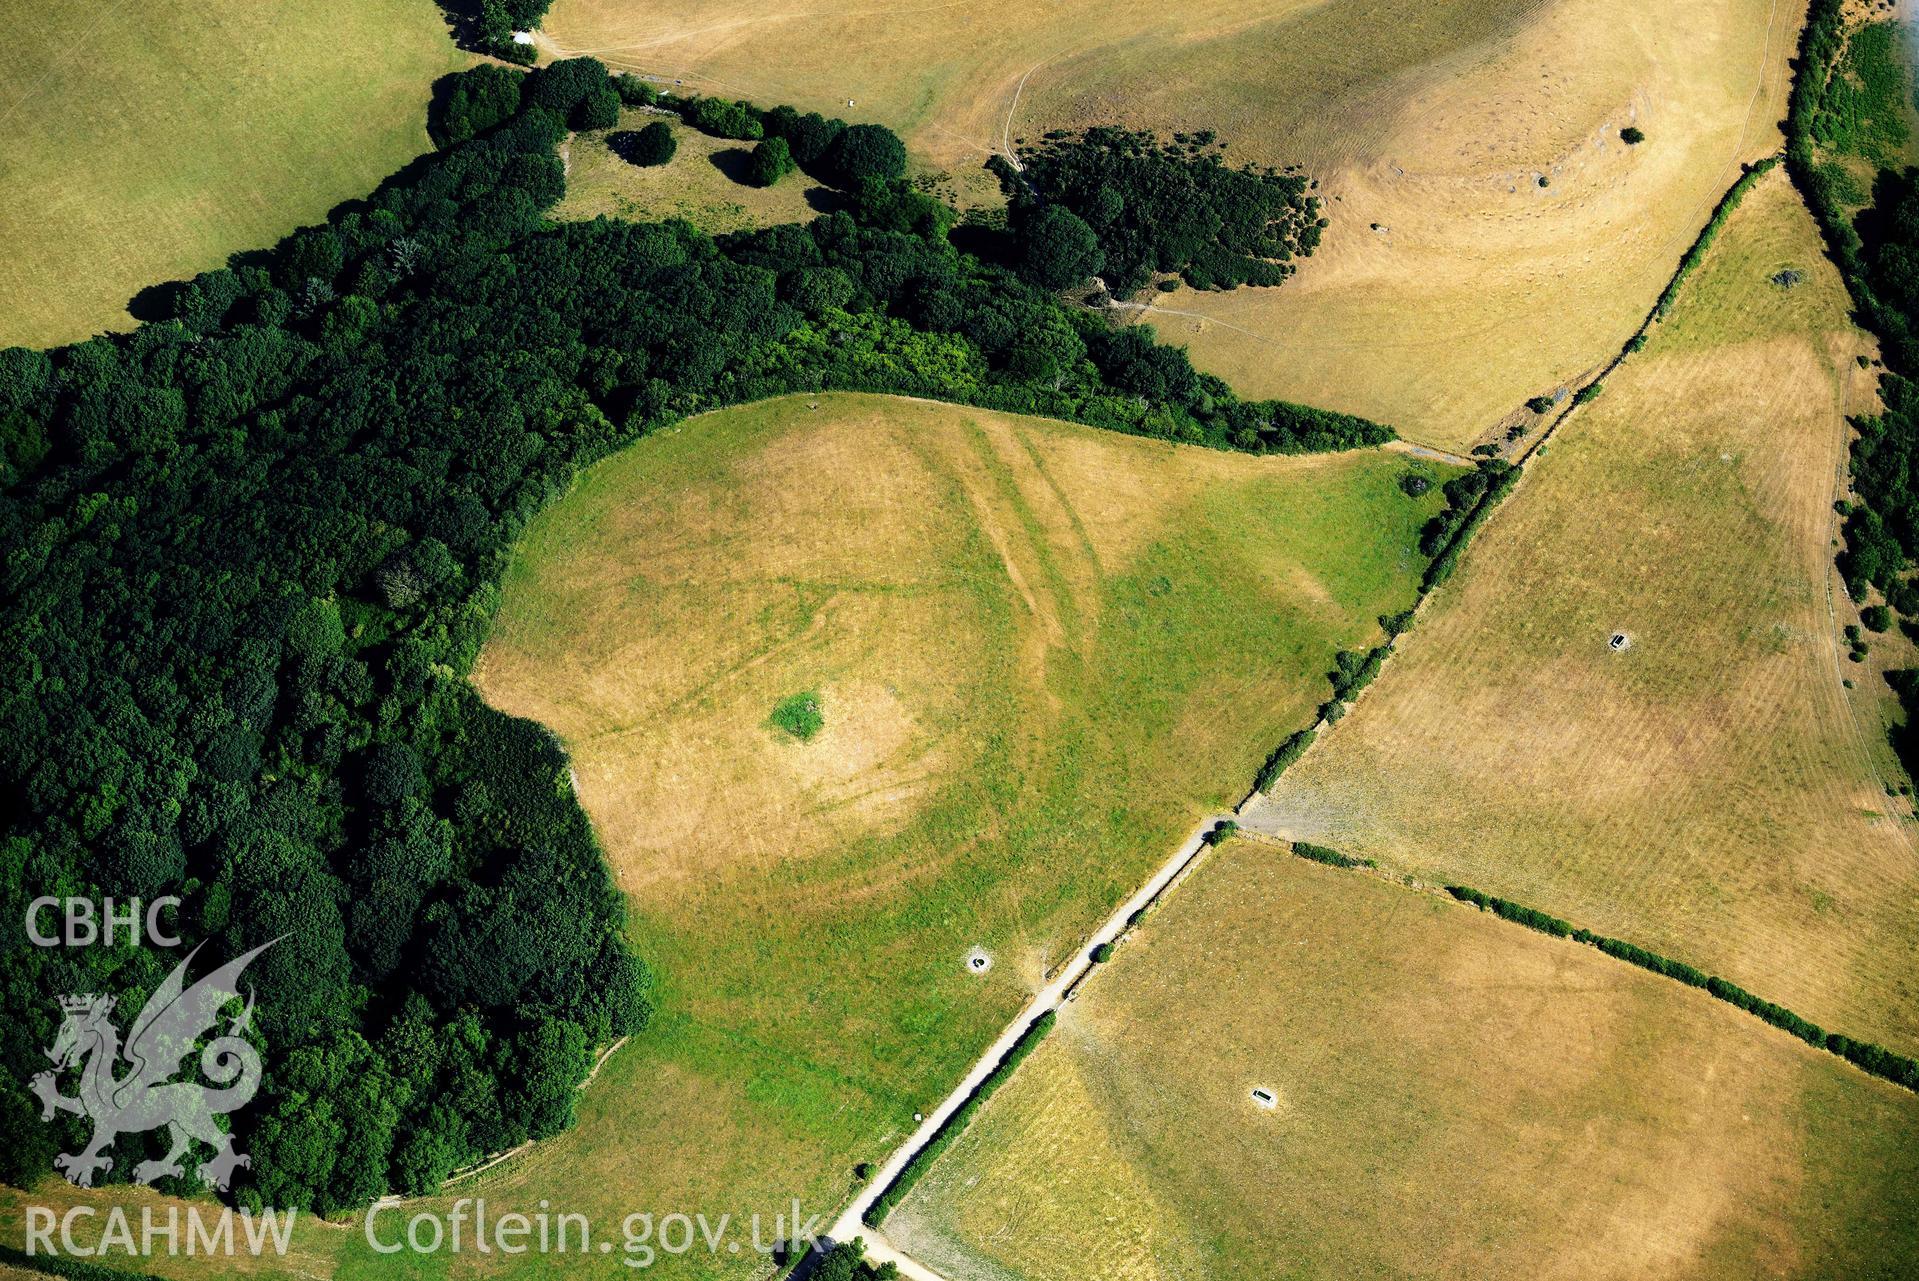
[999,127,1325,296]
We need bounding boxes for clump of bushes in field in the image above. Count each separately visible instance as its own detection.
[682,94,764,140]
[812,1241,899,1281]
[1421,460,1519,591]
[1090,943,1114,963]
[610,121,677,167]
[747,136,796,187]
[994,127,1325,296]
[613,73,659,107]
[465,0,552,63]
[1327,644,1391,704]
[1620,126,1646,145]
[1203,819,1239,846]
[1255,729,1317,792]
[771,692,825,741]
[427,64,526,148]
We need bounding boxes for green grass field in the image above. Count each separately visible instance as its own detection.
[888,842,1919,1281]
[0,0,465,349]
[453,393,1446,1278]
[1248,168,1919,1056]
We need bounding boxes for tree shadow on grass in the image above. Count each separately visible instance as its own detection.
[802,186,850,215]
[707,147,759,187]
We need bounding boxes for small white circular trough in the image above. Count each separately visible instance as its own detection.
[964,946,992,975]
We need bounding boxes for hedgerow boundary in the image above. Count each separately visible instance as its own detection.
[1442,884,1919,1094]
[862,1011,1057,1228]
[1239,144,1919,1102]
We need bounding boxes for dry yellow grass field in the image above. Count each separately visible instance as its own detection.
[888,844,1919,1281]
[1247,167,1919,1056]
[539,0,1794,447]
[0,0,465,349]
[556,111,820,231]
[1132,0,1797,448]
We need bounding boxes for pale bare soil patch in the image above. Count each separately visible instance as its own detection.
[1249,169,1919,1054]
[890,846,1919,1281]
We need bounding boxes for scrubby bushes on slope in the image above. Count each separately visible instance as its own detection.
[998,127,1324,295]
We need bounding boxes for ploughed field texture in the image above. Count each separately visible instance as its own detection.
[1251,169,1919,1055]
[464,392,1447,1279]
[887,842,1919,1281]
[0,0,464,349]
[540,0,1793,448]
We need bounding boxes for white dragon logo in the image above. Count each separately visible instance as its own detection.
[30,939,279,1190]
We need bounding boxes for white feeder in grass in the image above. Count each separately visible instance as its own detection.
[1250,1087,1278,1110]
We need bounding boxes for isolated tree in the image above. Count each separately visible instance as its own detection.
[824,123,907,187]
[611,121,677,167]
[1017,204,1104,290]
[748,136,796,187]
[1621,126,1646,145]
